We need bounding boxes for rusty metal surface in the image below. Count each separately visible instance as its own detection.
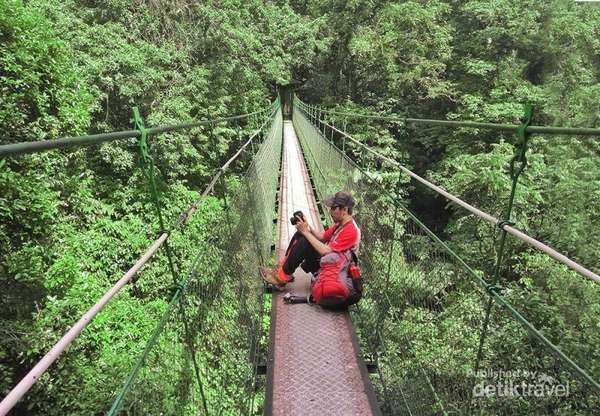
[266,121,379,416]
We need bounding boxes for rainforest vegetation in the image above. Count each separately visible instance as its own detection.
[1,0,599,414]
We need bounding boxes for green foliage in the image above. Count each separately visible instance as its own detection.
[2,0,600,414]
[349,1,455,103]
[0,0,92,140]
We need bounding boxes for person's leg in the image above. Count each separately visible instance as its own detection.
[281,231,320,275]
[261,232,320,286]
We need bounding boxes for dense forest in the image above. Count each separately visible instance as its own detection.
[1,0,599,414]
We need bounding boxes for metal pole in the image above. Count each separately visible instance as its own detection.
[0,110,271,157]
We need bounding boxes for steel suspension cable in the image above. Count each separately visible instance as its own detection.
[0,106,275,157]
[305,104,600,137]
[297,102,600,285]
[133,106,210,414]
[0,103,279,416]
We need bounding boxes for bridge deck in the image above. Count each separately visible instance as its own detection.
[265,120,379,415]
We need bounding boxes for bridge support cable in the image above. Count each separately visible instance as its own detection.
[106,106,284,415]
[0,108,273,157]
[0,100,280,416]
[293,97,600,414]
[469,105,534,412]
[133,106,211,414]
[297,101,600,286]
[308,107,600,137]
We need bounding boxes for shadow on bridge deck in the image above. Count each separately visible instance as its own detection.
[264,120,380,415]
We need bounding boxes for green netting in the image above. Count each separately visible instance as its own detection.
[107,108,282,415]
[293,97,599,415]
[1,102,281,415]
[294,104,356,199]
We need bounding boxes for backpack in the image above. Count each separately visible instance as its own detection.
[311,249,363,309]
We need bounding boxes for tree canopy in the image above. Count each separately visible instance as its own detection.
[1,0,599,414]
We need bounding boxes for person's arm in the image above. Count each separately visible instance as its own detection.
[311,227,325,241]
[302,230,332,256]
[295,217,332,256]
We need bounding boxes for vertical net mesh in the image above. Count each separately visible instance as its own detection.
[106,108,282,415]
[5,104,280,415]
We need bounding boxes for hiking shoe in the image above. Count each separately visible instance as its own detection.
[259,267,285,288]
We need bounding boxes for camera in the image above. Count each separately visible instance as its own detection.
[290,210,305,225]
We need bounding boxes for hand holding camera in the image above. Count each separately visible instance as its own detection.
[290,210,305,225]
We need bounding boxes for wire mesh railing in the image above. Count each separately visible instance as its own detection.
[108,107,282,415]
[1,100,281,415]
[293,96,600,415]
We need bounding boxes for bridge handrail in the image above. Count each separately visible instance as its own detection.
[307,106,600,137]
[297,100,600,285]
[0,101,280,416]
[0,103,278,157]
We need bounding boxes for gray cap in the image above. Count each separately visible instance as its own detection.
[323,191,355,208]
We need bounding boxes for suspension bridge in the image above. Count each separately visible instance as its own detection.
[1,92,599,415]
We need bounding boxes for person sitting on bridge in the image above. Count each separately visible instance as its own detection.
[260,191,361,307]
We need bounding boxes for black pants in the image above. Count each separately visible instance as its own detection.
[282,232,321,276]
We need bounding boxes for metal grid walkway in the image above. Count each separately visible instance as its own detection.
[265,120,380,415]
